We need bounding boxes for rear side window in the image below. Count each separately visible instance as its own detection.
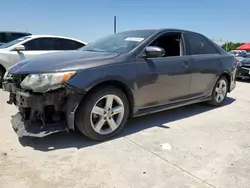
[23,38,54,51]
[54,38,85,50]
[185,33,218,55]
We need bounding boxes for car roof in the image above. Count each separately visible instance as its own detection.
[121,28,201,34]
[27,35,87,44]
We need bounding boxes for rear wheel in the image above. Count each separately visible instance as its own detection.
[75,86,129,141]
[208,76,228,106]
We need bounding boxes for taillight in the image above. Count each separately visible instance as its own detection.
[233,57,239,67]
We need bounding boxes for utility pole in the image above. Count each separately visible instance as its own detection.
[114,16,117,33]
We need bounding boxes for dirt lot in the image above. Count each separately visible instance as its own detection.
[0,81,250,188]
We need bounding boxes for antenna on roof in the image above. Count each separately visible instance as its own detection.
[25,29,28,33]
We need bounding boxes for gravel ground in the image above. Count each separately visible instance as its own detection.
[0,81,250,188]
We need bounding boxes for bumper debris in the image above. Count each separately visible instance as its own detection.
[11,112,67,137]
[3,79,83,138]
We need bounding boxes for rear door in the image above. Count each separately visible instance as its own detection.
[184,32,222,98]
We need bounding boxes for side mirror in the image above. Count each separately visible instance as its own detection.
[144,46,165,58]
[12,44,25,51]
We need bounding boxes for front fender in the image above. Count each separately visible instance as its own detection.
[67,63,137,93]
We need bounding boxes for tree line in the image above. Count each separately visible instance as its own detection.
[221,42,245,52]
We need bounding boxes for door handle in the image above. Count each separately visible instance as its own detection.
[182,62,189,68]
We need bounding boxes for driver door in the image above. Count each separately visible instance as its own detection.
[135,32,192,109]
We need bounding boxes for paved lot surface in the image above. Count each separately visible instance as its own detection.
[0,81,250,188]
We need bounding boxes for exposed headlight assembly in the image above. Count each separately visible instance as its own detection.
[21,71,76,92]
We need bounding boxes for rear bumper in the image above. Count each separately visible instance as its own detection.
[3,82,84,138]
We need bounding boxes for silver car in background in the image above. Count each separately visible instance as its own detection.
[229,50,250,79]
[228,50,247,63]
[0,35,87,84]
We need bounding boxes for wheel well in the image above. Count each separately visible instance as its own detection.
[220,73,231,92]
[83,81,134,117]
[0,64,6,74]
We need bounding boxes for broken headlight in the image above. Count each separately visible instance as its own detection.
[20,71,76,92]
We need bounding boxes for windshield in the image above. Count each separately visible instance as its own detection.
[0,36,31,49]
[81,30,156,54]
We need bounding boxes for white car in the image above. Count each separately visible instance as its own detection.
[0,35,87,84]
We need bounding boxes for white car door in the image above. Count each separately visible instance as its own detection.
[1,37,85,69]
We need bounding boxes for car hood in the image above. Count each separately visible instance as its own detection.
[8,50,120,74]
[241,57,250,64]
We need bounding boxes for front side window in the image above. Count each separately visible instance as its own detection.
[23,38,54,51]
[149,32,183,57]
[54,38,84,50]
[186,33,218,55]
[81,30,156,54]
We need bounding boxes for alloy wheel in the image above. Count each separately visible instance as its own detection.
[215,79,227,103]
[90,94,125,135]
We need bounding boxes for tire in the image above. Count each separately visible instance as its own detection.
[207,76,228,106]
[0,67,5,88]
[75,86,129,141]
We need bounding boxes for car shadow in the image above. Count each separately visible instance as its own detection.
[18,97,236,152]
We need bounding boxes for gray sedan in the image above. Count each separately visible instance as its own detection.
[3,29,236,141]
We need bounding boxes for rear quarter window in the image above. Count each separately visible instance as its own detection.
[54,38,85,50]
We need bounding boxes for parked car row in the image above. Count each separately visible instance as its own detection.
[2,28,237,141]
[0,34,86,84]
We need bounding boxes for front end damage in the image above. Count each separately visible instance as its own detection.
[3,74,83,138]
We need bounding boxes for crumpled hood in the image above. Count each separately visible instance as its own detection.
[8,50,120,74]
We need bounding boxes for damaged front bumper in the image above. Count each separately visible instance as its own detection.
[3,81,84,138]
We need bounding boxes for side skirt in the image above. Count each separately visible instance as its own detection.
[133,95,212,117]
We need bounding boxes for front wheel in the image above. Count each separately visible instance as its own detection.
[208,76,228,106]
[75,86,129,141]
